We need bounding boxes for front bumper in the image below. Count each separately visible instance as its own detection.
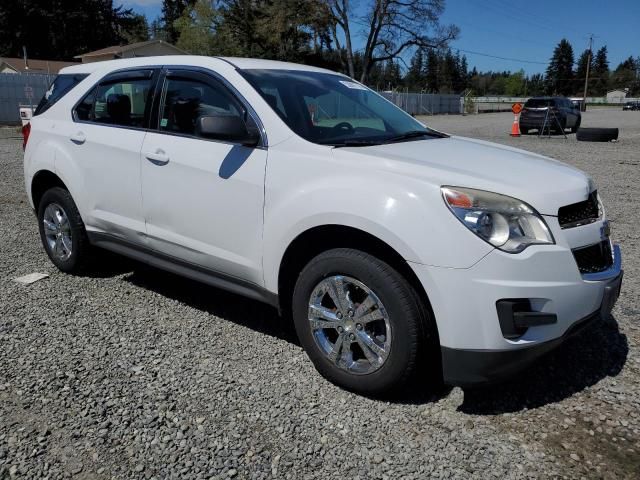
[441,270,622,386]
[410,227,623,386]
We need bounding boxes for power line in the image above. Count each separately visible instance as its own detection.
[453,47,548,65]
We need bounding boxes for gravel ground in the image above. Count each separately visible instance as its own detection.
[1,109,639,479]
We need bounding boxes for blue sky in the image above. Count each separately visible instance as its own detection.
[117,0,640,75]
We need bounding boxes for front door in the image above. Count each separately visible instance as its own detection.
[140,69,267,285]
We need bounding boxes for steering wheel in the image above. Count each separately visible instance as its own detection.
[331,121,354,133]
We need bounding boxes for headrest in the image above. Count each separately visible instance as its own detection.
[107,94,131,122]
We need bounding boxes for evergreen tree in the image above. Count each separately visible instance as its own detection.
[545,38,575,95]
[591,46,610,96]
[527,73,545,96]
[575,48,593,95]
[162,0,197,43]
[610,56,640,95]
[0,0,147,60]
[423,49,439,93]
[405,49,425,90]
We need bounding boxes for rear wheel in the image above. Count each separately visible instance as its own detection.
[37,187,91,273]
[292,248,438,395]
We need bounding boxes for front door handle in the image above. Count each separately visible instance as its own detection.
[145,149,170,166]
[70,132,86,144]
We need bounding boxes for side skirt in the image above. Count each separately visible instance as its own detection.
[87,232,279,308]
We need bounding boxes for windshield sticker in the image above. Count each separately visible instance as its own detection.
[44,84,55,100]
[339,80,367,90]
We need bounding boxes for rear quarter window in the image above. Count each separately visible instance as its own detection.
[34,74,88,116]
[525,99,550,108]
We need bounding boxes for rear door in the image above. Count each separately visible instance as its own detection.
[68,69,159,243]
[140,68,267,285]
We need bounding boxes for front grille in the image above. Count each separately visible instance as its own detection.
[558,191,600,229]
[572,240,613,274]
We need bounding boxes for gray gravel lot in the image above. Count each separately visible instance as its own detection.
[1,109,639,479]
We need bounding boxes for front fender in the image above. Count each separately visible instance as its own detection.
[262,144,493,293]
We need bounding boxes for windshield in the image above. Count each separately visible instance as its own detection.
[239,69,443,146]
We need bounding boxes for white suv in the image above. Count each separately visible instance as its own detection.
[24,56,623,395]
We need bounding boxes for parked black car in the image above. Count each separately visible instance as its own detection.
[623,101,640,111]
[519,97,582,134]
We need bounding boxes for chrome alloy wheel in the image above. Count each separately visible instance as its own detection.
[308,275,392,375]
[43,203,73,261]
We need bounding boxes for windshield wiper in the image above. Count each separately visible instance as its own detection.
[385,130,448,143]
[331,139,384,147]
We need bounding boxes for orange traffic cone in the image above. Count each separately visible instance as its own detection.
[510,113,521,137]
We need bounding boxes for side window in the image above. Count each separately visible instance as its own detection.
[35,74,88,116]
[159,77,241,137]
[74,73,154,128]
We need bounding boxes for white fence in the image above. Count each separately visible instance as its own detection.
[471,95,640,113]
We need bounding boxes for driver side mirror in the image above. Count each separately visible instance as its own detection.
[195,114,260,147]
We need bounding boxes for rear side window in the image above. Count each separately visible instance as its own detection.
[525,98,553,108]
[74,70,155,128]
[34,74,88,116]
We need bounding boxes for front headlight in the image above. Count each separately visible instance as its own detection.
[441,186,554,253]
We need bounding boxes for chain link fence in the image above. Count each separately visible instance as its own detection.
[378,90,462,115]
[0,73,54,124]
[0,73,464,124]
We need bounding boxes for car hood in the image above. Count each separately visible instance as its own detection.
[331,136,591,215]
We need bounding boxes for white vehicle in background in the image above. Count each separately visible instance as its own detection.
[23,56,622,395]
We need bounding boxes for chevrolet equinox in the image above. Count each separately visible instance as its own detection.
[23,57,623,395]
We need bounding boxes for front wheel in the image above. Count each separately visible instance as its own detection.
[37,187,91,273]
[292,248,438,395]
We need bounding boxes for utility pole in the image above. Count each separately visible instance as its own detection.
[582,34,594,112]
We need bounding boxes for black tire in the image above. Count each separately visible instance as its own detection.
[292,248,438,396]
[570,118,581,134]
[576,127,619,142]
[37,187,91,273]
[521,128,529,135]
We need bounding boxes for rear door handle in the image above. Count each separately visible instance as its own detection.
[70,132,86,144]
[145,149,170,166]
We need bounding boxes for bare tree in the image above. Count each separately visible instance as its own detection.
[327,0,458,83]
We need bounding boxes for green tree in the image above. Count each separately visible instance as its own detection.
[504,70,525,96]
[545,38,575,95]
[590,46,610,96]
[0,0,147,60]
[175,0,218,55]
[527,73,545,96]
[610,56,640,95]
[405,49,425,90]
[162,0,197,43]
[424,49,440,93]
[575,48,593,96]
